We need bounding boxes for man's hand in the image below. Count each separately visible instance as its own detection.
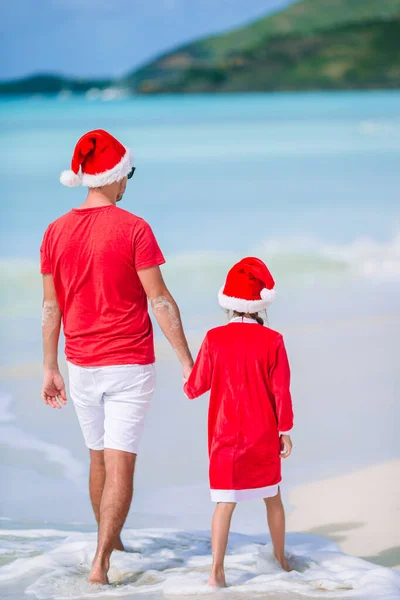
[42,369,67,409]
[183,361,193,381]
[42,274,63,408]
[280,434,293,458]
[183,363,193,384]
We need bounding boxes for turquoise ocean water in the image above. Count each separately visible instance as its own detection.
[0,92,399,599]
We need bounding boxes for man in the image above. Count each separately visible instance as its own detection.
[40,129,193,584]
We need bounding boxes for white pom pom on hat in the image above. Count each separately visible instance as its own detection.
[60,170,81,187]
[260,287,277,303]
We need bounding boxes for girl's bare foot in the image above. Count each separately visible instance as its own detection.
[208,567,227,587]
[275,553,294,572]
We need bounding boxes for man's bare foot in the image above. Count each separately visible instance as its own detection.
[88,556,110,585]
[208,568,227,588]
[88,566,109,585]
[114,537,125,552]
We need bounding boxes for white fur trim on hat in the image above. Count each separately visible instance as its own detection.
[218,286,276,313]
[81,148,133,187]
[60,170,81,187]
[60,148,134,188]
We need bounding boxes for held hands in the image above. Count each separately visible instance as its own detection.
[42,368,67,409]
[182,362,193,385]
[280,434,293,458]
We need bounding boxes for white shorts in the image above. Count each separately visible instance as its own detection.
[67,362,156,454]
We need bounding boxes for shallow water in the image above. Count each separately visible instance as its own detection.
[0,91,399,598]
[1,527,399,600]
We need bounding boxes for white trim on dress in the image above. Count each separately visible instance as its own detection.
[229,316,260,324]
[211,482,280,503]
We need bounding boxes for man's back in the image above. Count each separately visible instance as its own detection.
[40,204,165,366]
[40,129,193,585]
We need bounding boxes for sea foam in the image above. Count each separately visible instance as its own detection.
[0,528,398,600]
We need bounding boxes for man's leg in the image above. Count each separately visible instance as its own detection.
[89,450,124,552]
[88,449,136,584]
[88,363,155,584]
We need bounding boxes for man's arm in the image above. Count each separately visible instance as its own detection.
[137,266,193,378]
[41,274,67,409]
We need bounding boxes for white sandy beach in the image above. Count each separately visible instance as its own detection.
[287,459,400,569]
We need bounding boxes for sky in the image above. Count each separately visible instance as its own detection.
[0,0,295,80]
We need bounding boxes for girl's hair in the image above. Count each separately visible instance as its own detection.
[232,311,265,326]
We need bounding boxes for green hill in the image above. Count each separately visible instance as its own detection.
[125,0,400,93]
[1,0,400,95]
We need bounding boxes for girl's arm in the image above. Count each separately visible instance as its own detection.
[270,335,294,433]
[184,334,213,399]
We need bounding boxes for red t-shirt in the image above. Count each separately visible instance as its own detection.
[40,205,165,367]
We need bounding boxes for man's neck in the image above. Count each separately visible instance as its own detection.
[79,187,117,208]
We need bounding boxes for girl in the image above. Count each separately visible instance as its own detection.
[184,257,294,588]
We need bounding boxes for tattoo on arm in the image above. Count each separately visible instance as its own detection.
[42,300,62,370]
[150,295,193,367]
[42,300,60,327]
[151,295,180,330]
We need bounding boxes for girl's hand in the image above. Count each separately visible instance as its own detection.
[280,434,293,458]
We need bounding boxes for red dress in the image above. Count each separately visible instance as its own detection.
[184,318,294,502]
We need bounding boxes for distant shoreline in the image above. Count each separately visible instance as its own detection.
[1,87,400,100]
[2,0,400,96]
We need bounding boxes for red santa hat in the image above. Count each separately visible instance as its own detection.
[60,129,133,187]
[218,257,276,313]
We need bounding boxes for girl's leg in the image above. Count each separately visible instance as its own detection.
[264,488,291,571]
[208,502,236,587]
